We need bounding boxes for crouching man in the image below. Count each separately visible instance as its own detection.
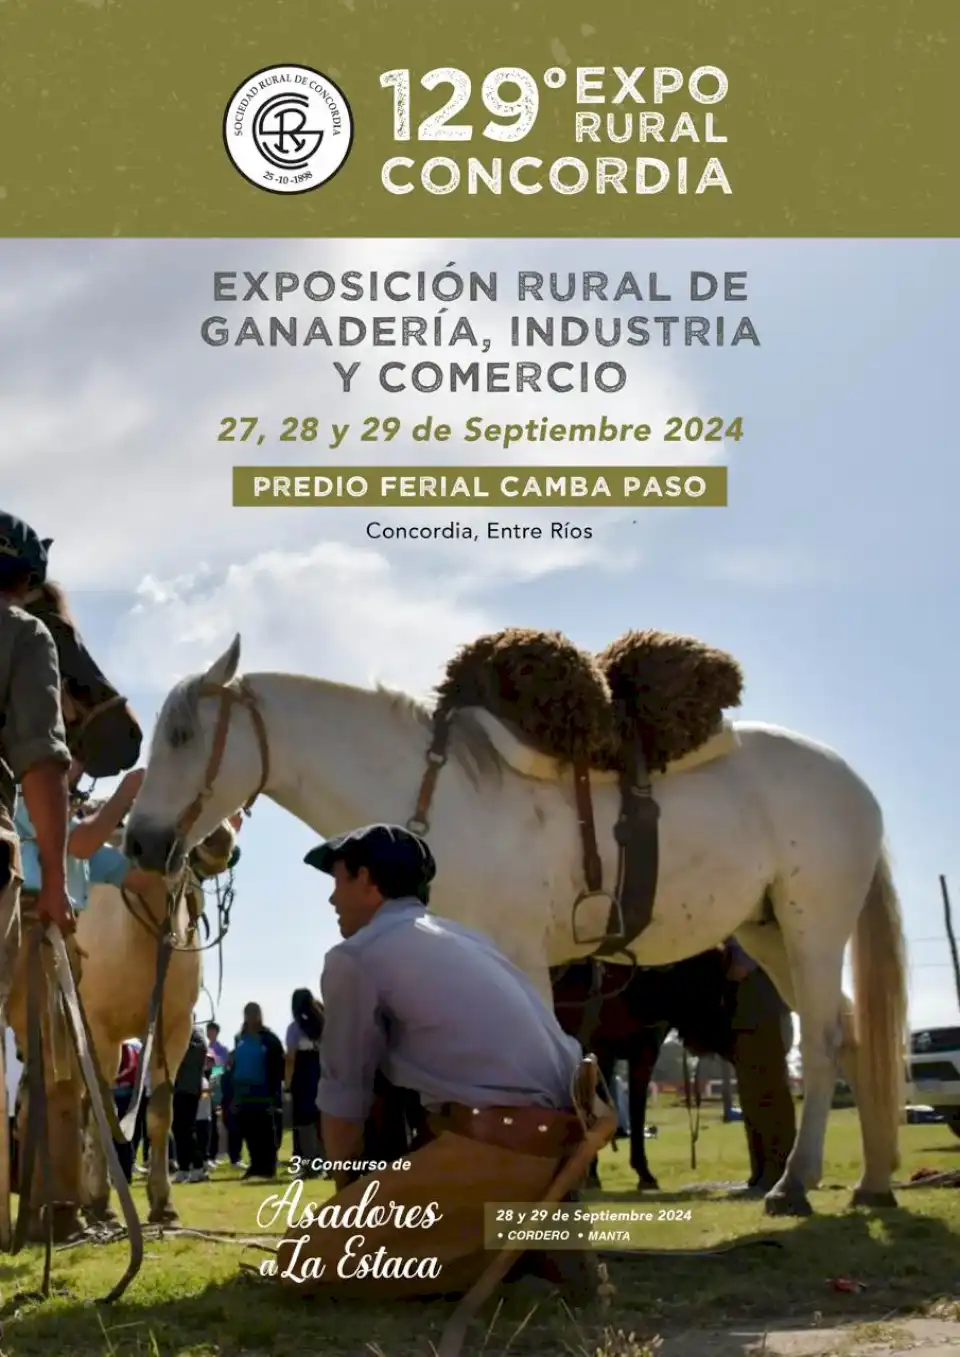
[274,823,613,1302]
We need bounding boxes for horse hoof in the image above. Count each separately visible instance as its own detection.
[83,1203,118,1227]
[849,1188,898,1210]
[635,1178,660,1192]
[763,1186,813,1218]
[148,1205,179,1226]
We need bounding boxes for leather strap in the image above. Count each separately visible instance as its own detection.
[576,959,608,1050]
[593,738,660,959]
[572,761,603,894]
[48,925,144,1302]
[407,713,450,836]
[430,1102,584,1158]
[120,931,173,1140]
[177,679,270,842]
[0,829,21,1252]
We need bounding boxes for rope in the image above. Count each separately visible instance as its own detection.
[53,1222,280,1253]
[117,860,236,1137]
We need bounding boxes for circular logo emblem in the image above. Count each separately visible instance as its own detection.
[223,64,354,195]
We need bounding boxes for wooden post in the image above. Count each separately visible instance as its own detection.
[940,875,960,1013]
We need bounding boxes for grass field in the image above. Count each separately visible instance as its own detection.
[0,1106,957,1356]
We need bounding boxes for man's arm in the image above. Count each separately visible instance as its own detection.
[317,947,386,1189]
[6,615,72,923]
[68,768,143,859]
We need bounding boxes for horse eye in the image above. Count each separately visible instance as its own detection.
[169,726,192,750]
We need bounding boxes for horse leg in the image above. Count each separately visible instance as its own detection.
[145,1078,177,1224]
[737,853,906,1216]
[739,894,850,1217]
[628,1028,665,1190]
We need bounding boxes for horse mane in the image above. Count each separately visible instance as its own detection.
[154,668,503,788]
[35,580,77,627]
[373,683,502,788]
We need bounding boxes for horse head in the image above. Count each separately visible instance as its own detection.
[23,581,143,778]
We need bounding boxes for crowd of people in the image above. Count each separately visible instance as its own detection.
[107,990,325,1184]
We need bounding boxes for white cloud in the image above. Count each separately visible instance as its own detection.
[111,539,493,698]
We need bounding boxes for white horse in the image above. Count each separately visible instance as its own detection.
[77,817,238,1225]
[124,635,908,1219]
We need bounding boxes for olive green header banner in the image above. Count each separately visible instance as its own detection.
[1,0,953,236]
[232,466,727,507]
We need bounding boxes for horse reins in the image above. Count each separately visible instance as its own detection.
[113,678,265,1141]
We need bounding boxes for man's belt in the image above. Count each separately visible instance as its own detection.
[428,1102,584,1158]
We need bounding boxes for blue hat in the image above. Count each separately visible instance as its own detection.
[0,511,52,583]
[304,823,436,885]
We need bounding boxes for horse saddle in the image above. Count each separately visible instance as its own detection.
[461,707,738,959]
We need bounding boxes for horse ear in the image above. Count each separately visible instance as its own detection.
[41,538,54,550]
[203,633,241,687]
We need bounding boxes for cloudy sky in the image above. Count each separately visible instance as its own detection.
[1,237,957,1045]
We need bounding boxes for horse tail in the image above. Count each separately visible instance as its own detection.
[850,843,908,1169]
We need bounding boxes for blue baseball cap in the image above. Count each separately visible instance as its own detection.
[304,823,436,887]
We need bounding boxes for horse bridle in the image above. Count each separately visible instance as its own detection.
[61,691,131,744]
[20,587,134,750]
[174,679,271,843]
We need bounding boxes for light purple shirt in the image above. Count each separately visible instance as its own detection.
[725,938,757,974]
[207,1039,229,1066]
[317,898,582,1120]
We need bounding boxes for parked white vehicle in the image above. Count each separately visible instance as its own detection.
[907,1026,960,1137]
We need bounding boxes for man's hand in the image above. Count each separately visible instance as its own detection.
[35,880,76,933]
[120,767,145,800]
[321,1113,366,1190]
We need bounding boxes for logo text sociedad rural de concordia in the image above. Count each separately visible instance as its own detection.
[223,64,355,195]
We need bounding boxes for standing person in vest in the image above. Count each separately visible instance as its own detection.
[285,987,324,1175]
[0,513,73,935]
[230,1003,285,1179]
[0,513,75,1240]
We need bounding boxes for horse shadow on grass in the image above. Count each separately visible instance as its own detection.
[2,1195,959,1357]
